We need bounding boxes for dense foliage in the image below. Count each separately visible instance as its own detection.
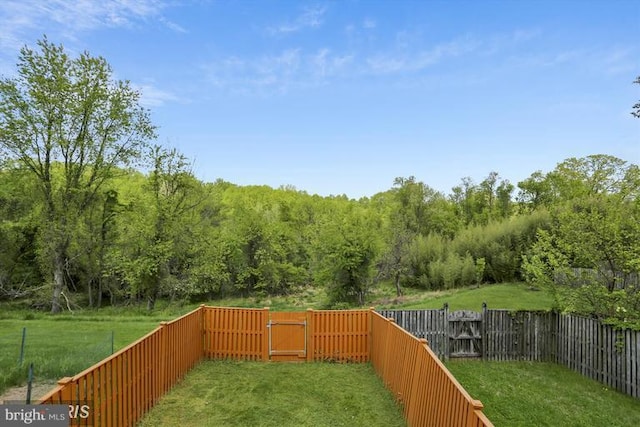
[1,40,638,324]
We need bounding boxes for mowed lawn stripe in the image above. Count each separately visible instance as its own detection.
[138,360,406,427]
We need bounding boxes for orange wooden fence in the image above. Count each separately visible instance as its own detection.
[201,307,370,362]
[203,306,268,360]
[309,309,370,362]
[371,312,493,426]
[38,306,492,426]
[39,306,204,426]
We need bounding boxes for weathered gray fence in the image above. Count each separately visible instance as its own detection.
[483,309,557,361]
[379,307,640,399]
[378,308,448,358]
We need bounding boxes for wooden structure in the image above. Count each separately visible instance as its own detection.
[38,306,493,427]
[381,306,640,399]
[448,310,482,358]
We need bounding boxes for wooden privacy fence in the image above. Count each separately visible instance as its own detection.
[39,305,492,426]
[203,307,371,362]
[381,306,640,399]
[39,306,204,426]
[371,312,492,427]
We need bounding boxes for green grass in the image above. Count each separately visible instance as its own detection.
[446,360,640,427]
[200,282,555,312]
[199,286,331,311]
[1,284,636,426]
[0,316,162,395]
[0,282,554,396]
[138,360,406,427]
[374,282,555,311]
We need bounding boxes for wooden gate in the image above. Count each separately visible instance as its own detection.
[268,311,307,361]
[448,310,482,358]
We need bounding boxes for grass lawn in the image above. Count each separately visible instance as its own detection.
[205,282,555,312]
[138,360,406,427]
[446,360,640,427]
[374,282,555,311]
[0,314,162,395]
[0,282,554,397]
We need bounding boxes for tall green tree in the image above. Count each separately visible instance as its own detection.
[108,146,203,309]
[0,38,155,312]
[517,170,552,211]
[378,177,459,296]
[313,205,379,306]
[523,157,640,325]
[518,155,639,210]
[0,166,42,298]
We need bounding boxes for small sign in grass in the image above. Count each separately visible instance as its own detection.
[138,360,406,427]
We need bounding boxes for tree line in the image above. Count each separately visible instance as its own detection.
[1,39,639,327]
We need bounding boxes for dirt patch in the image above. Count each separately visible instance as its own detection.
[0,381,58,404]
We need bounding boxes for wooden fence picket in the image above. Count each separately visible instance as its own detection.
[39,306,493,426]
[379,307,639,399]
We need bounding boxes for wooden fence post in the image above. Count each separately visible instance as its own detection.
[467,400,484,427]
[199,304,206,359]
[443,303,450,360]
[306,308,314,362]
[262,308,270,361]
[159,321,168,395]
[57,377,73,404]
[481,302,487,360]
[369,307,375,361]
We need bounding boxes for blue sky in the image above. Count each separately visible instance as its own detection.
[1,1,639,198]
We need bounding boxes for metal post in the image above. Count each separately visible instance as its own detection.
[26,363,33,404]
[18,327,26,367]
[111,331,115,354]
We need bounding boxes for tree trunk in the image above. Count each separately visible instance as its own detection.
[394,272,403,297]
[146,297,154,311]
[88,280,94,308]
[51,252,65,313]
[357,290,364,307]
[146,274,159,311]
[97,277,103,308]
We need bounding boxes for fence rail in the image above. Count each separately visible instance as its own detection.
[308,309,370,362]
[38,306,492,426]
[371,313,492,426]
[39,306,204,426]
[381,307,640,399]
[203,306,268,360]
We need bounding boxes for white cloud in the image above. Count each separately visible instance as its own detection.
[0,0,183,52]
[366,35,481,75]
[267,5,327,35]
[202,28,624,96]
[202,32,487,94]
[366,56,406,74]
[134,82,181,108]
[201,51,286,94]
[601,46,636,75]
[363,18,376,29]
[202,47,356,95]
[505,44,637,76]
[158,15,187,34]
[311,48,353,78]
